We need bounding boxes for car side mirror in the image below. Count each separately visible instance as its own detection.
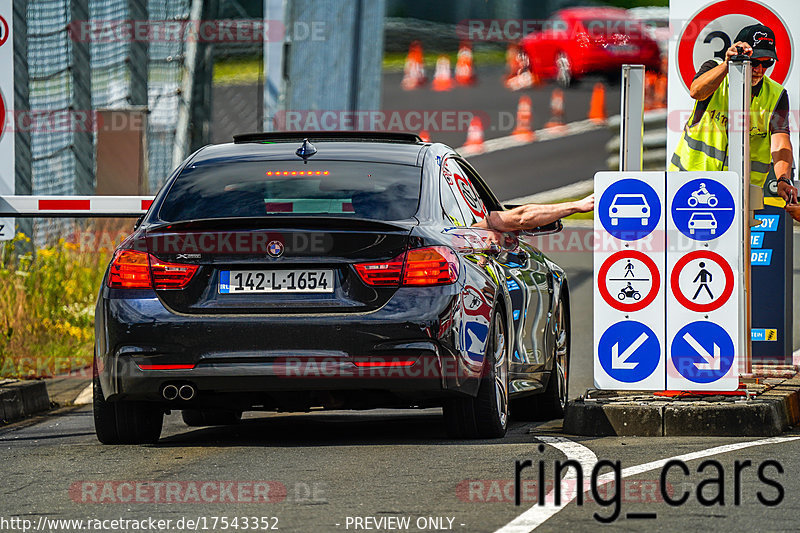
[522,219,563,235]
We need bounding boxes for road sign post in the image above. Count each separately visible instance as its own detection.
[594,172,666,390]
[0,1,14,240]
[619,65,645,171]
[667,172,742,390]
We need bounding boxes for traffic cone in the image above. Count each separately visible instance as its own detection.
[418,130,431,142]
[588,82,607,123]
[455,41,477,86]
[644,71,657,111]
[544,88,565,129]
[401,41,426,90]
[431,55,455,91]
[462,116,485,154]
[654,74,667,109]
[511,95,535,142]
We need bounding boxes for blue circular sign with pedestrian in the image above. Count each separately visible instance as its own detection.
[671,178,735,241]
[598,321,661,383]
[670,321,735,383]
[598,179,662,240]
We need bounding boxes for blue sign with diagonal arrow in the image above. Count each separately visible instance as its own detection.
[597,321,661,383]
[670,321,735,383]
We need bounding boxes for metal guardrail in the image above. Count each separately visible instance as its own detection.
[606,109,668,171]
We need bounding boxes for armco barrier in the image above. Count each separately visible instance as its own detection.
[606,109,667,171]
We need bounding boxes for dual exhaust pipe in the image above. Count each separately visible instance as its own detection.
[162,383,195,401]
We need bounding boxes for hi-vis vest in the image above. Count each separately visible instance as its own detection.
[669,60,784,187]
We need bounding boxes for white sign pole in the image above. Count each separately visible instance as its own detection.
[0,0,14,240]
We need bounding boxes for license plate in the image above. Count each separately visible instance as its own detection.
[219,269,334,293]
[609,44,639,55]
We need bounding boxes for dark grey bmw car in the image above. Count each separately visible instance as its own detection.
[93,132,571,444]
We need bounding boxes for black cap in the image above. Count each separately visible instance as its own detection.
[735,24,777,60]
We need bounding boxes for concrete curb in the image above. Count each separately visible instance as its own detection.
[0,380,51,425]
[564,374,800,437]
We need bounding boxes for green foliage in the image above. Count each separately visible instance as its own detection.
[0,234,111,378]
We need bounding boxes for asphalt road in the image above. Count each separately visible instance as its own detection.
[212,67,620,200]
[2,406,800,532]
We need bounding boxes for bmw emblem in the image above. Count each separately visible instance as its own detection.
[267,240,284,258]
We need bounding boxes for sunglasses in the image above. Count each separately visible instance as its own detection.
[752,58,775,68]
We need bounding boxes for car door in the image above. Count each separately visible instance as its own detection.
[449,157,552,389]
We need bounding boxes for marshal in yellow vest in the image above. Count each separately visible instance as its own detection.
[669,62,784,187]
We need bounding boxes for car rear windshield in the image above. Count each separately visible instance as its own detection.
[158,161,422,222]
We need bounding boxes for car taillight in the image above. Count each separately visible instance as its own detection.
[107,249,198,289]
[150,256,200,289]
[108,250,152,288]
[402,246,459,286]
[354,246,459,287]
[353,255,405,286]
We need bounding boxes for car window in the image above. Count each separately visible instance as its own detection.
[453,158,502,211]
[158,161,422,222]
[444,158,488,226]
[440,162,468,227]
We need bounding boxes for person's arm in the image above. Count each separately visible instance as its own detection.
[772,132,797,204]
[689,42,753,101]
[475,194,594,232]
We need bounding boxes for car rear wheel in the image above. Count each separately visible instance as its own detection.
[443,309,509,439]
[182,408,242,427]
[555,51,572,88]
[511,293,570,421]
[93,363,164,445]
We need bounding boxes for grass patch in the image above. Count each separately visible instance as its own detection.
[213,49,508,85]
[0,226,126,379]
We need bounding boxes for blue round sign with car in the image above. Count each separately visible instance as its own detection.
[598,178,661,240]
[671,178,735,241]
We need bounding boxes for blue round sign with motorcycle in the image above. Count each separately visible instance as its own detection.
[598,179,661,240]
[671,178,735,241]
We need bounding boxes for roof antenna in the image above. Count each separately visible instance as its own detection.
[296,138,317,163]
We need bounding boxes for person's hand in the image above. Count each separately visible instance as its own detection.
[777,180,798,205]
[725,41,753,63]
[573,194,595,213]
[785,204,800,222]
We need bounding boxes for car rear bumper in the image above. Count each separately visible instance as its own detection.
[96,286,484,406]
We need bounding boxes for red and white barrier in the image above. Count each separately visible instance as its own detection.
[0,196,154,217]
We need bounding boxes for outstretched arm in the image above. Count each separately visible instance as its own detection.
[475,194,594,232]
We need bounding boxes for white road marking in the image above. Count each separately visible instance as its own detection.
[74,384,93,405]
[458,118,612,157]
[493,436,598,533]
[494,435,800,533]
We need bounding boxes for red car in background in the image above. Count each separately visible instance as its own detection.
[520,7,662,87]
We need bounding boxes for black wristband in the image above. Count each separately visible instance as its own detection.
[777,177,793,186]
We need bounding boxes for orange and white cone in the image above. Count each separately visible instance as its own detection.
[503,44,536,91]
[644,71,657,111]
[401,41,426,90]
[654,74,667,109]
[588,82,607,123]
[431,55,455,91]
[511,95,535,142]
[462,116,485,154]
[418,130,431,143]
[455,42,477,86]
[544,88,565,129]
